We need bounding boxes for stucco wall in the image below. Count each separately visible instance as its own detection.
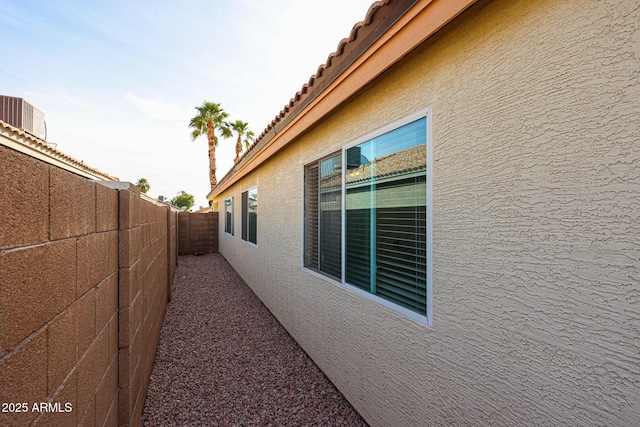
[213,0,639,425]
[0,145,179,427]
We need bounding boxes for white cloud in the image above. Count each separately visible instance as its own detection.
[126,95,190,122]
[1,0,375,210]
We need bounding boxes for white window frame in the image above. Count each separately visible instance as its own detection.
[224,197,234,235]
[241,187,258,246]
[302,107,433,326]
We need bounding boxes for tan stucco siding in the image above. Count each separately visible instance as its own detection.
[213,0,640,425]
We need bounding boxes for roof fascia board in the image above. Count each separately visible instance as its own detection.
[209,0,477,199]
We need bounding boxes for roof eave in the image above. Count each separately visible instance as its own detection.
[208,0,477,200]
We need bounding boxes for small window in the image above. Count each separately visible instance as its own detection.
[241,188,258,244]
[224,197,234,235]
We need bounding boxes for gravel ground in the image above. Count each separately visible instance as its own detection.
[142,253,368,426]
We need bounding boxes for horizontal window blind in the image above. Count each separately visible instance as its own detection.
[241,191,248,241]
[319,154,342,279]
[304,163,319,270]
[375,178,427,315]
[225,198,233,235]
[345,208,370,291]
[247,188,258,244]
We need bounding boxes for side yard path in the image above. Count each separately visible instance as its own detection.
[142,253,368,426]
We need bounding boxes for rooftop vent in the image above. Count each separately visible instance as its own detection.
[0,95,46,140]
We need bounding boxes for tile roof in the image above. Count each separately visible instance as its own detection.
[319,144,426,189]
[210,0,477,200]
[346,144,426,184]
[0,119,119,181]
[234,0,416,166]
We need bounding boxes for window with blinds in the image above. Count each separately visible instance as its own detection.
[304,163,319,270]
[224,197,233,235]
[303,112,431,322]
[241,191,248,241]
[304,152,342,279]
[241,188,258,244]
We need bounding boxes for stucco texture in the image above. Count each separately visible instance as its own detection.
[213,0,640,425]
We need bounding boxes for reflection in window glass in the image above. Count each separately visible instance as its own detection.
[319,154,342,279]
[247,188,258,244]
[224,197,233,235]
[345,118,427,315]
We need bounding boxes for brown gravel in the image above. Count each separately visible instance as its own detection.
[142,253,368,426]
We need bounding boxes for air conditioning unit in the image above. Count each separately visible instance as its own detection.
[0,95,46,140]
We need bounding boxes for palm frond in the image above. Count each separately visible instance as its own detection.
[244,130,255,149]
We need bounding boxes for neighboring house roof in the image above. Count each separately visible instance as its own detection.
[319,144,426,190]
[0,119,119,181]
[209,0,476,199]
[346,144,426,184]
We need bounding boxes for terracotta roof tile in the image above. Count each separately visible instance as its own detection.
[346,144,426,184]
[236,0,396,165]
[319,144,426,188]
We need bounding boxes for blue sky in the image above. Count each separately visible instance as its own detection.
[1,0,375,208]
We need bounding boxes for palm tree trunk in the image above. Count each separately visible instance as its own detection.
[208,118,217,188]
[235,134,242,163]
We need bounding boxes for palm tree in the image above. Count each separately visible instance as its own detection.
[189,102,231,189]
[136,178,150,193]
[229,120,255,163]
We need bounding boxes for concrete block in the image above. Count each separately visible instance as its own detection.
[96,274,117,333]
[95,358,118,426]
[142,222,150,248]
[118,187,140,230]
[0,240,76,353]
[0,330,47,426]
[140,245,150,274]
[107,230,118,273]
[47,307,77,395]
[38,370,77,427]
[77,233,109,296]
[118,346,139,389]
[0,146,49,249]
[177,213,190,254]
[77,397,95,427]
[95,183,118,232]
[119,261,140,309]
[76,289,96,358]
[118,382,131,427]
[119,227,141,269]
[118,304,140,349]
[132,383,145,427]
[50,167,96,240]
[103,390,118,427]
[77,327,108,419]
[108,316,118,362]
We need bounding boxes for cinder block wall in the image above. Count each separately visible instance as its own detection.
[1,145,120,426]
[167,208,178,302]
[0,145,179,427]
[117,195,175,426]
[178,212,218,255]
